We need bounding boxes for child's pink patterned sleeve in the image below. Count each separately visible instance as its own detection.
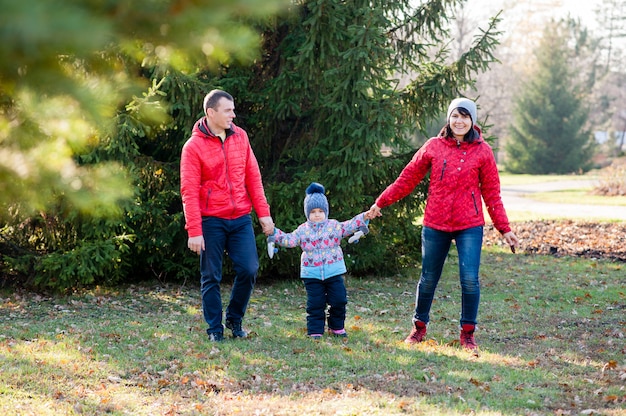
[274,228,302,248]
[340,213,368,238]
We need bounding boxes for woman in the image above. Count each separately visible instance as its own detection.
[368,98,519,350]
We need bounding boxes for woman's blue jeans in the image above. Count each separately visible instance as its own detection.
[413,225,483,326]
[200,215,258,335]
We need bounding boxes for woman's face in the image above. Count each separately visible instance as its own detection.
[449,108,472,140]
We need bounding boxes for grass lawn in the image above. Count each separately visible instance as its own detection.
[1,245,624,415]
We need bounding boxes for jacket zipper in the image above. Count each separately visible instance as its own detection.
[221,140,237,217]
[440,159,447,180]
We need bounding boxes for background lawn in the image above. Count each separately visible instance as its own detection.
[1,243,624,415]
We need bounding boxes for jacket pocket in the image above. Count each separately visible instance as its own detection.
[471,191,479,215]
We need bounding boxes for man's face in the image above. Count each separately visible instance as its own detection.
[207,97,236,131]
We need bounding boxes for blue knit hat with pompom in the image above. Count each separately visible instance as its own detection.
[304,182,329,219]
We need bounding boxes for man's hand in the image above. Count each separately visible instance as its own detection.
[259,216,275,236]
[188,235,205,255]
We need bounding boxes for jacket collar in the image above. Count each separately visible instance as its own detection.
[197,117,236,139]
[307,219,328,229]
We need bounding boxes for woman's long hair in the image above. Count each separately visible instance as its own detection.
[441,107,480,142]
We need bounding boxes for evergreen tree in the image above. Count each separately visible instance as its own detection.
[505,19,595,174]
[216,0,502,276]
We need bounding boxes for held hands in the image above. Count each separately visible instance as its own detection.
[259,216,275,236]
[366,204,382,219]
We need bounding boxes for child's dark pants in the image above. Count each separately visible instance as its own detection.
[302,274,347,335]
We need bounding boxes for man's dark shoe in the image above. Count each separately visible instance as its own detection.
[225,319,248,338]
[208,332,224,342]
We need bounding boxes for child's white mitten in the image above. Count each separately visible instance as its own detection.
[348,224,369,244]
[267,234,278,258]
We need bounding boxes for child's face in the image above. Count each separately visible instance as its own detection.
[308,208,326,222]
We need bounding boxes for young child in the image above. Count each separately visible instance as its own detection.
[268,182,373,340]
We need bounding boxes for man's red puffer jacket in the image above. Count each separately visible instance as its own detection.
[180,117,271,238]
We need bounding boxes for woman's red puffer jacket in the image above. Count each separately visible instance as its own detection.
[375,127,511,235]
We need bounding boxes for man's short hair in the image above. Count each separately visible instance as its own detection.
[203,89,234,112]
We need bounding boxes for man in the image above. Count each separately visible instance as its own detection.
[180,89,274,342]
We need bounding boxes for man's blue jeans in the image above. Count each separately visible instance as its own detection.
[200,215,258,335]
[413,225,483,326]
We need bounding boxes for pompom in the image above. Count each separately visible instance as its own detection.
[306,182,325,195]
[303,182,329,219]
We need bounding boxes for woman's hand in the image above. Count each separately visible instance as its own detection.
[503,231,519,253]
[367,204,382,219]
